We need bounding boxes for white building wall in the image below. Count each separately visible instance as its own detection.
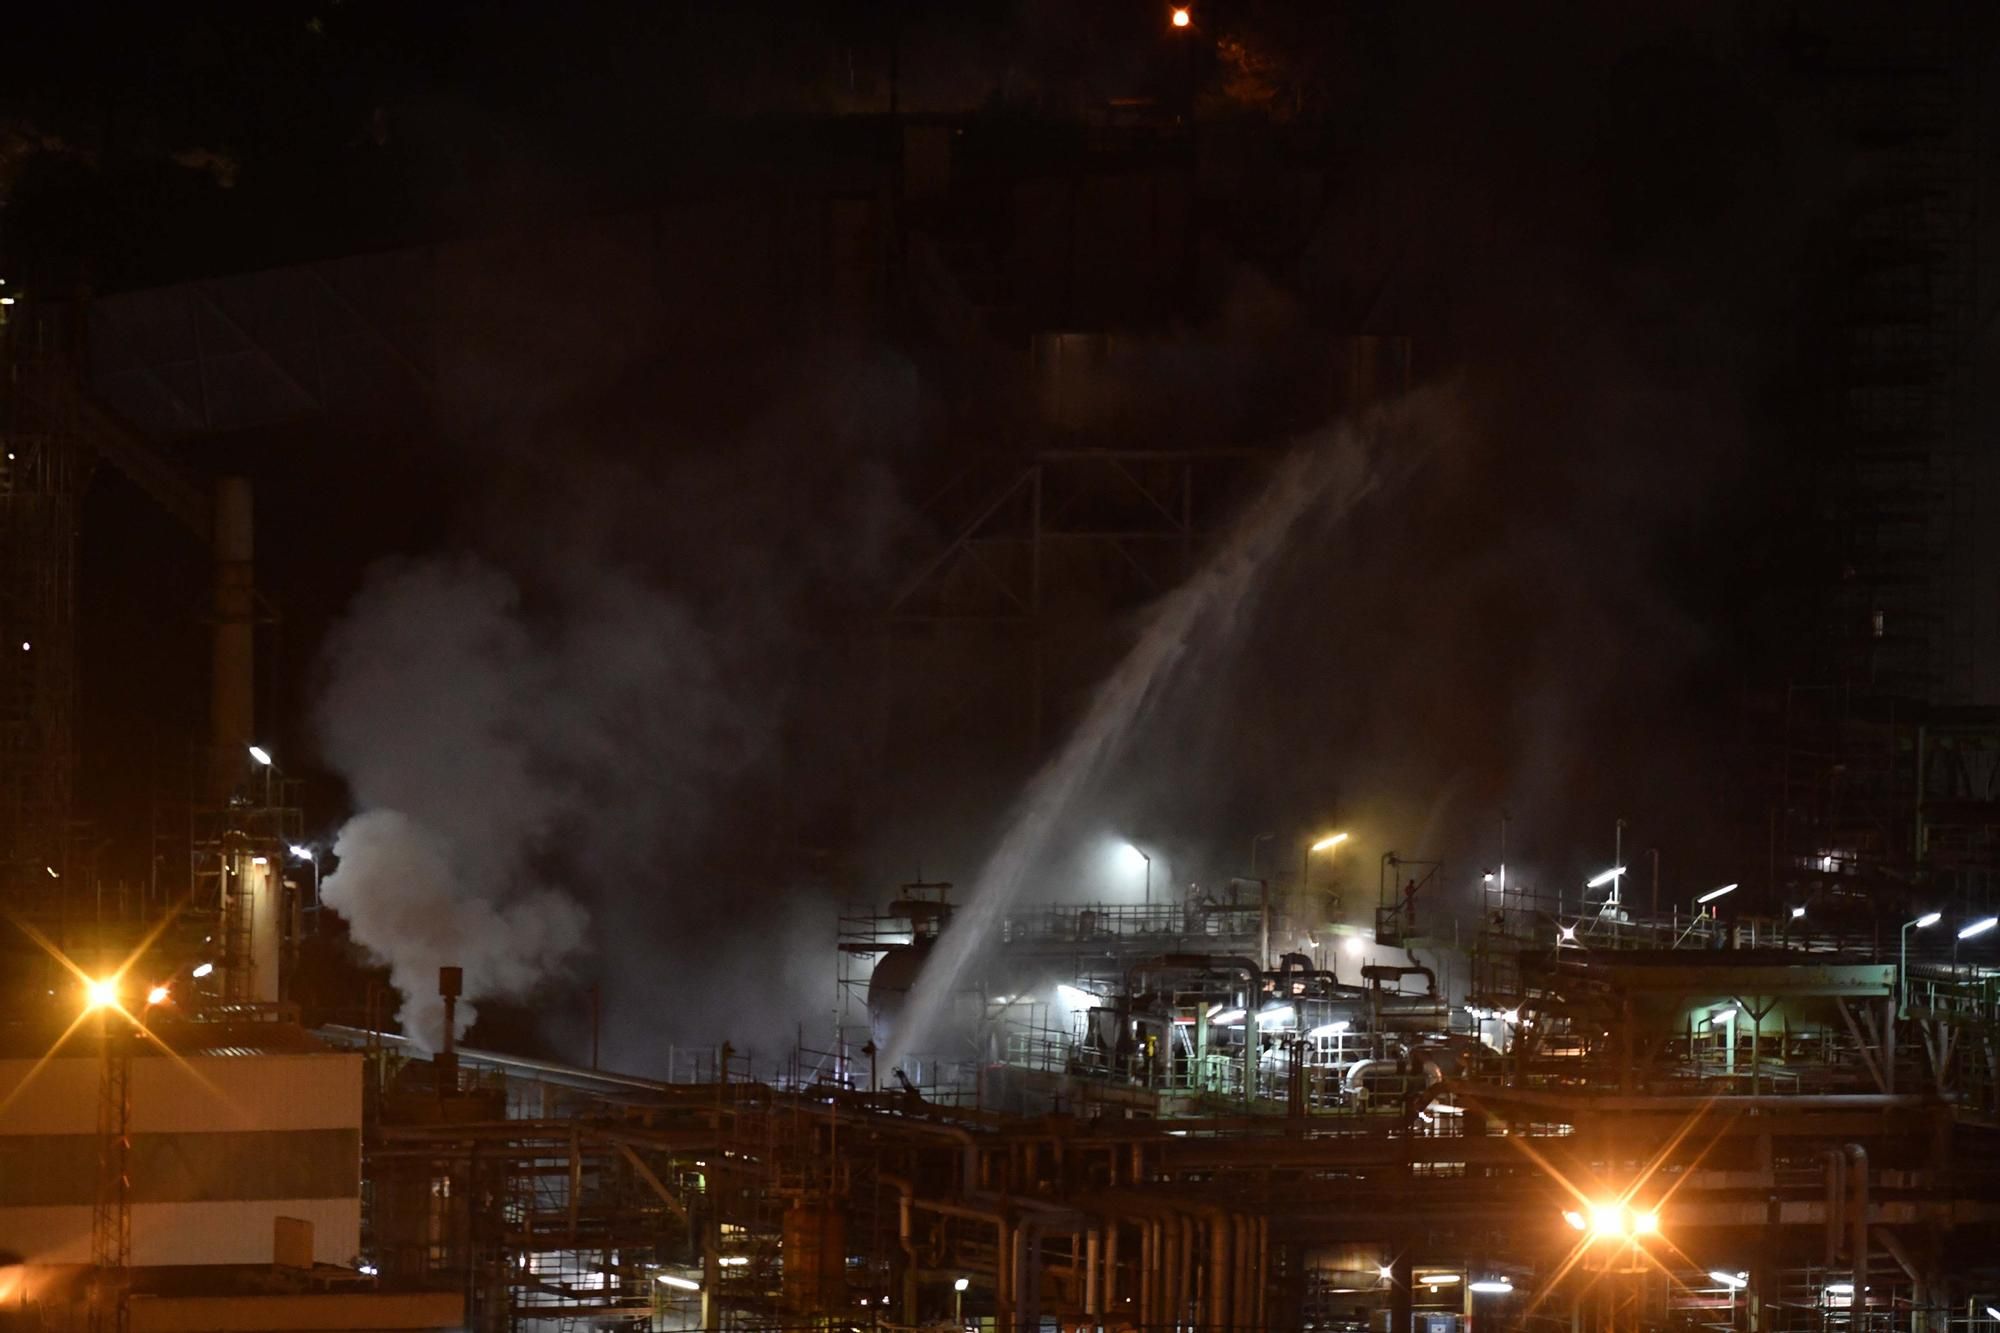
[0,1047,361,1267]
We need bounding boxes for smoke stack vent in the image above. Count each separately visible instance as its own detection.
[436,966,463,1094]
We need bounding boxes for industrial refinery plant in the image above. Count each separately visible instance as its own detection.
[5,3,2000,1332]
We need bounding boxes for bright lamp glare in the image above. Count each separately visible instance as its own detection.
[1589,1204,1625,1238]
[1468,1280,1513,1295]
[83,978,116,1011]
[953,1278,970,1292]
[1697,883,1738,904]
[289,844,314,860]
[657,1274,699,1292]
[1170,6,1190,27]
[1913,911,1941,928]
[1710,1272,1748,1290]
[1791,905,1807,918]
[1310,832,1349,852]
[145,985,168,1006]
[1057,984,1101,1010]
[1586,866,1625,888]
[247,745,272,766]
[1633,1210,1658,1234]
[1958,916,1998,940]
[1562,1210,1586,1231]
[191,962,214,979]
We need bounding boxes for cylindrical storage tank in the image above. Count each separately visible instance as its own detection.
[782,1197,847,1313]
[1373,995,1449,1032]
[864,942,931,1050]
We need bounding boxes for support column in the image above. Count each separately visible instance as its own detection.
[1104,1218,1118,1319]
[1085,1227,1101,1319]
[1208,1216,1231,1331]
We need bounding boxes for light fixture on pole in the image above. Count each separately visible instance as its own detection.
[1302,832,1348,903]
[1249,831,1275,878]
[290,844,321,916]
[1695,882,1737,928]
[1900,911,1941,1018]
[1959,916,1998,940]
[1125,843,1152,905]
[247,744,275,805]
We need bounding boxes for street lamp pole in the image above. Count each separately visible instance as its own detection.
[1900,912,1940,1018]
[289,845,319,920]
[1302,832,1349,900]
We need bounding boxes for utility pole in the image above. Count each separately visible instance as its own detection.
[91,1007,131,1333]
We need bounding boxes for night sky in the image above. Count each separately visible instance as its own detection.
[4,1,1993,1059]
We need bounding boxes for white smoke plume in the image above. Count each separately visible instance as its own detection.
[314,555,753,1046]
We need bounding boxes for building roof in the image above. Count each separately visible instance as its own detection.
[0,1016,338,1061]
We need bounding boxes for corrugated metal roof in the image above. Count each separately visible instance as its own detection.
[0,1019,338,1061]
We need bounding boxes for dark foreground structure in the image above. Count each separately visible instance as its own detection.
[315,881,2000,1333]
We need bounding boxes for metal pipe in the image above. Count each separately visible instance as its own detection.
[1179,1213,1195,1327]
[1256,1216,1269,1331]
[1104,1216,1118,1316]
[882,1174,920,1321]
[1014,1223,1036,1333]
[1823,1148,1846,1270]
[1206,1211,1231,1330]
[1084,1227,1101,1317]
[1845,1143,1869,1294]
[1235,1214,1254,1330]
[1139,1218,1155,1330]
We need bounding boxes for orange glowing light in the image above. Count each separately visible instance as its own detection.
[83,977,117,1011]
[1171,7,1191,28]
[145,984,169,1007]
